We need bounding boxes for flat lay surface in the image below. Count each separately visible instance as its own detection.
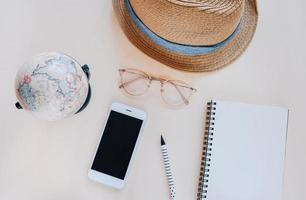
[0,0,305,200]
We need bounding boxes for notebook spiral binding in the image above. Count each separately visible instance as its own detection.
[197,101,216,200]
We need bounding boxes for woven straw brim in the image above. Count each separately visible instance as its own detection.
[113,0,258,72]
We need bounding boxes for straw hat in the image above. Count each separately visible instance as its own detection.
[113,0,258,72]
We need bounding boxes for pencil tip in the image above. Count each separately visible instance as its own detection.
[161,135,165,145]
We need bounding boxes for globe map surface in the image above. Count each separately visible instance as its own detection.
[15,53,89,121]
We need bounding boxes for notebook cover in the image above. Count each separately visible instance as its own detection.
[198,100,288,200]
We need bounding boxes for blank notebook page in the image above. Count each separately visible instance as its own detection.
[206,100,288,200]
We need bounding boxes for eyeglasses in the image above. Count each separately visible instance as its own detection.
[118,68,197,106]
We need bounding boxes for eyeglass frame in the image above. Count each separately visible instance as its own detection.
[118,68,197,106]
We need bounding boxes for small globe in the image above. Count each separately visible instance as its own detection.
[15,52,90,121]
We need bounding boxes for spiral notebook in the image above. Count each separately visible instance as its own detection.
[197,100,288,200]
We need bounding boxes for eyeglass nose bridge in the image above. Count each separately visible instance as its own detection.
[149,77,167,90]
[150,76,167,83]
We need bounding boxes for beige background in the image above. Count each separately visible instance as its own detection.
[0,0,305,199]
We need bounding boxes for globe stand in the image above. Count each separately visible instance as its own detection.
[15,102,22,109]
[15,64,92,115]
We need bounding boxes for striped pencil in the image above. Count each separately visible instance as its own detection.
[161,135,176,200]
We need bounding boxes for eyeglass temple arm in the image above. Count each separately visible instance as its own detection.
[173,84,189,105]
[119,76,145,88]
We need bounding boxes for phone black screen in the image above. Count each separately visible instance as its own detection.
[91,111,143,180]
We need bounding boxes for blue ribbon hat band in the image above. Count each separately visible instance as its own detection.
[125,0,241,56]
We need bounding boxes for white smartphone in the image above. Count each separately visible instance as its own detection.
[88,102,147,189]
